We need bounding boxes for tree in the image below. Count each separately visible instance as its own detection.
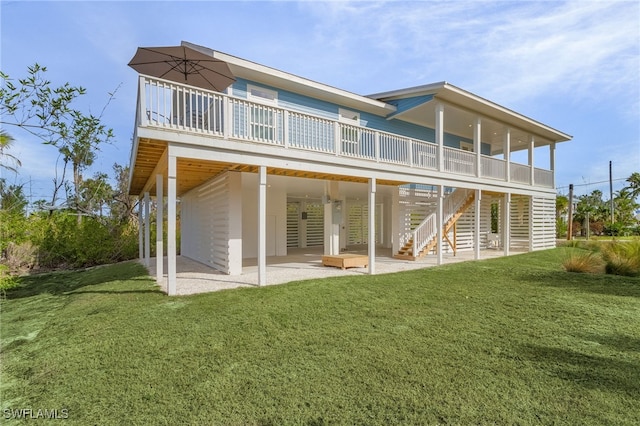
[574,190,607,237]
[1,64,116,214]
[0,64,85,146]
[0,179,28,214]
[76,172,114,219]
[614,188,639,227]
[0,130,21,174]
[556,195,569,219]
[555,195,569,238]
[110,163,137,222]
[58,111,114,221]
[624,172,640,201]
[0,179,29,256]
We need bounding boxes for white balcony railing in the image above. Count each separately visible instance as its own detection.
[137,75,554,189]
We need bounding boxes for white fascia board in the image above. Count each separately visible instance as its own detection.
[156,131,556,197]
[182,41,395,116]
[441,83,572,142]
[370,81,572,143]
[367,81,447,100]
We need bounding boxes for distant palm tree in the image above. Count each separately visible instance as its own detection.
[0,130,21,173]
[624,172,640,201]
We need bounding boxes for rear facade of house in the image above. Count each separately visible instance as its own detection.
[128,41,572,295]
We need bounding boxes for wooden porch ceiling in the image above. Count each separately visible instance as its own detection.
[129,138,407,196]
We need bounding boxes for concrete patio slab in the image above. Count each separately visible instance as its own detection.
[144,247,518,296]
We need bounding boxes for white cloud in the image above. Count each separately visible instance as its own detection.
[301,1,639,114]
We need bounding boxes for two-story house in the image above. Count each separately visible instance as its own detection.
[128,41,572,295]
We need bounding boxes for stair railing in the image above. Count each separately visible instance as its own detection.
[412,212,436,258]
[410,189,472,257]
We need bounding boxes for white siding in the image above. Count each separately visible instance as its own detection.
[181,172,238,273]
[510,195,530,250]
[531,196,556,250]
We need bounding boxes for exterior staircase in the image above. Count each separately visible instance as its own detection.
[394,189,475,261]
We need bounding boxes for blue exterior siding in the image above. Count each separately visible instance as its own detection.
[232,78,491,154]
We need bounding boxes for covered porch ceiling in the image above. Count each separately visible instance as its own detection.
[129,138,408,196]
[370,82,572,154]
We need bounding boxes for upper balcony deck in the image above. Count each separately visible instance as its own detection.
[132,76,555,193]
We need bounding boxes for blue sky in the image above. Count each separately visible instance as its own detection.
[1,0,638,204]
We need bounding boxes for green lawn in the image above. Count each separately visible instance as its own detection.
[1,249,639,425]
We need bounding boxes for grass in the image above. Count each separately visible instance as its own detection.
[1,250,639,425]
[562,250,605,273]
[561,239,640,277]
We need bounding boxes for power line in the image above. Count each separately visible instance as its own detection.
[556,177,628,191]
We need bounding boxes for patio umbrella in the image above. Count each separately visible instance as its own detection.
[128,45,236,92]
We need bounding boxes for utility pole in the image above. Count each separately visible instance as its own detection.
[609,161,614,223]
[567,184,574,240]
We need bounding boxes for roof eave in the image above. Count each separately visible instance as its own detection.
[182,41,396,116]
[370,81,572,143]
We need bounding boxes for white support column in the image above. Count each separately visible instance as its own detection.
[144,192,150,267]
[156,174,164,284]
[504,128,511,182]
[167,154,177,296]
[529,135,535,185]
[138,200,143,261]
[368,178,376,275]
[528,196,534,252]
[503,193,511,257]
[324,181,340,256]
[391,187,400,255]
[549,142,556,188]
[436,184,444,265]
[258,166,267,286]
[473,117,482,177]
[228,172,243,275]
[474,189,481,260]
[436,103,445,172]
[138,76,146,126]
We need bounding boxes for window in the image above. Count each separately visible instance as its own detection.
[339,108,360,155]
[248,84,278,104]
[339,108,360,123]
[460,141,474,152]
[247,85,279,141]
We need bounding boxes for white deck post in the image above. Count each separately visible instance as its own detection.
[368,177,376,275]
[436,184,444,265]
[167,154,177,296]
[473,117,482,177]
[529,135,535,185]
[549,142,556,188]
[138,199,143,261]
[504,128,511,182]
[436,103,444,172]
[474,189,481,260]
[503,193,511,257]
[228,172,243,275]
[156,174,163,284]
[324,181,340,256]
[144,192,150,267]
[258,166,267,286]
[529,196,534,252]
[391,187,400,255]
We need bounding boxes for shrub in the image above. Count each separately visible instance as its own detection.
[0,264,19,299]
[600,240,640,277]
[556,218,567,238]
[604,222,626,237]
[562,249,604,274]
[28,212,139,270]
[4,241,37,272]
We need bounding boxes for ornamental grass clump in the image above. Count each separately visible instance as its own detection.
[600,240,640,277]
[562,249,604,274]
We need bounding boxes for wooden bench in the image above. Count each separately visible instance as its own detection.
[322,254,369,270]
